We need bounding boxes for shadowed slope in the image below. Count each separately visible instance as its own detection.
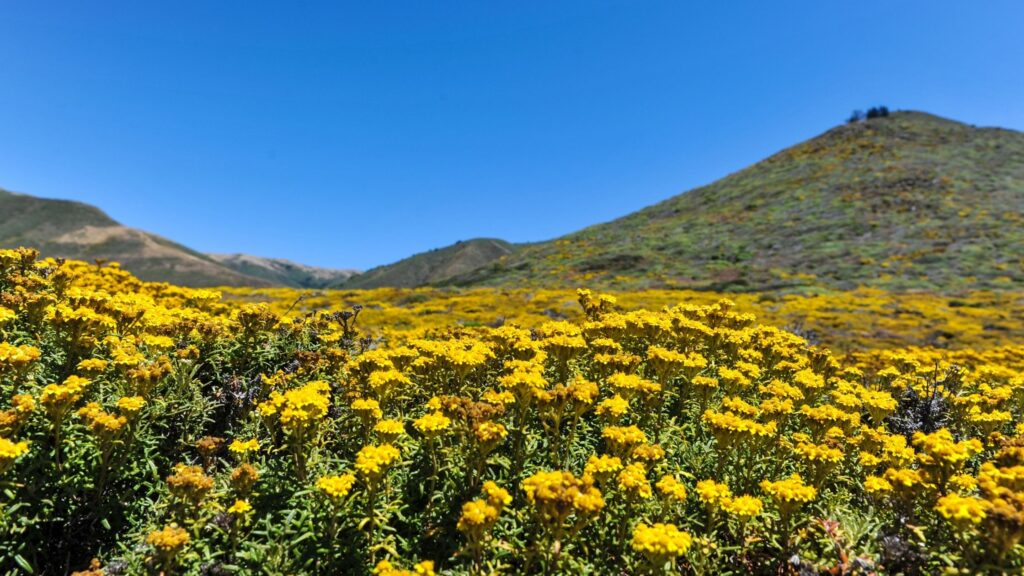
[341,238,515,288]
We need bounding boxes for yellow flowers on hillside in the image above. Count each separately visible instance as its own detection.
[216,283,1024,351]
[2,248,1024,573]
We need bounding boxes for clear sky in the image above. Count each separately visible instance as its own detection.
[1,1,1021,270]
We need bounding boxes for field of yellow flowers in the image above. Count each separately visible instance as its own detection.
[2,247,1024,575]
[217,284,1024,353]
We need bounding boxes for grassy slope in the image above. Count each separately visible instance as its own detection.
[341,238,516,288]
[457,112,1024,292]
[0,189,273,287]
[0,189,361,288]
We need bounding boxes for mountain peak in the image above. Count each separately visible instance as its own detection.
[456,111,1024,292]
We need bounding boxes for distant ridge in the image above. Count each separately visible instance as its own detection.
[0,189,356,288]
[340,238,515,289]
[209,253,357,288]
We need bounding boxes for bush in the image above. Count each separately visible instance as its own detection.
[0,250,1022,574]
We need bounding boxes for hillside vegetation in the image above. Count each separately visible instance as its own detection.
[218,284,1024,353]
[341,239,515,289]
[5,112,1023,292]
[0,189,355,288]
[0,189,271,287]
[458,112,1024,292]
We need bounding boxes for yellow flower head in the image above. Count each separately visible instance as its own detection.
[602,425,647,453]
[913,428,983,471]
[258,380,331,437]
[367,369,411,392]
[227,499,252,515]
[373,559,436,576]
[632,522,693,560]
[77,402,128,438]
[632,443,666,463]
[607,372,661,397]
[375,419,406,441]
[229,438,260,455]
[473,421,508,444]
[584,454,623,481]
[596,395,630,421]
[481,389,516,406]
[864,475,893,495]
[721,494,763,521]
[147,524,190,555]
[0,437,29,472]
[483,480,512,508]
[40,375,91,415]
[355,444,401,480]
[317,473,357,501]
[77,358,109,374]
[457,499,500,533]
[116,396,146,416]
[166,463,214,505]
[760,474,817,505]
[522,470,605,526]
[351,398,383,421]
[0,342,42,373]
[413,411,451,437]
[656,474,688,502]
[935,493,991,527]
[696,479,732,507]
[617,462,653,499]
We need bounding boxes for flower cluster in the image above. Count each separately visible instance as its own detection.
[631,522,693,563]
[355,444,401,481]
[3,252,1024,574]
[317,473,357,501]
[523,470,605,529]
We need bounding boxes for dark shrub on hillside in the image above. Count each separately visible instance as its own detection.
[849,106,890,123]
[866,106,890,119]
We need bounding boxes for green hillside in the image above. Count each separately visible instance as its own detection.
[455,111,1024,292]
[341,238,515,288]
[0,189,355,288]
[0,188,271,287]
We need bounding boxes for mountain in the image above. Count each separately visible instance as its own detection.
[0,189,355,288]
[209,253,357,288]
[0,188,273,287]
[340,238,515,289]
[8,111,1022,292]
[453,111,1024,292]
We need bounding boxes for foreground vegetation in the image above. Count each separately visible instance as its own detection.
[1,248,1023,574]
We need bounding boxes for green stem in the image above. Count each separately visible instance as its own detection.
[52,419,63,474]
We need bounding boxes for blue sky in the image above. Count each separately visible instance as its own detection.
[1,1,1021,270]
